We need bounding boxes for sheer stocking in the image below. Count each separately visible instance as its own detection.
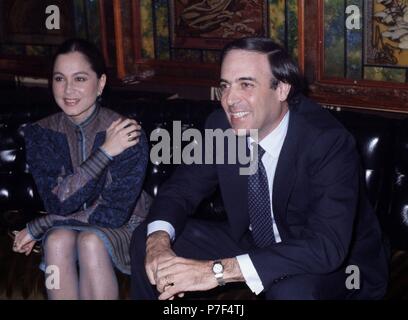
[43,228,79,299]
[77,231,118,299]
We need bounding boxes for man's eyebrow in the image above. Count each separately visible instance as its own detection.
[238,77,258,83]
[219,77,258,83]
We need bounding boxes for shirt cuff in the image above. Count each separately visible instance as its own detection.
[147,221,176,242]
[236,254,264,295]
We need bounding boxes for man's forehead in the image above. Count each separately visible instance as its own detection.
[221,49,270,79]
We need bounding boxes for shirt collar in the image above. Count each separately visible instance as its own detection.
[248,110,290,159]
[65,104,100,129]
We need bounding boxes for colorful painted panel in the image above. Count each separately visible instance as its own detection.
[365,0,408,67]
[346,0,362,79]
[269,0,286,46]
[322,0,408,83]
[25,45,52,57]
[324,0,345,78]
[364,66,406,83]
[154,0,170,60]
[140,0,155,59]
[287,0,299,58]
[85,0,101,46]
[173,48,202,62]
[73,0,87,39]
[203,50,220,63]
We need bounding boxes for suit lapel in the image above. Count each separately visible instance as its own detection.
[272,109,299,239]
[218,135,250,240]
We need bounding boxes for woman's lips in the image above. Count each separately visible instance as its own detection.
[63,98,80,106]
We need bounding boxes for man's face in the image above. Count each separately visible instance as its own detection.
[220,49,290,141]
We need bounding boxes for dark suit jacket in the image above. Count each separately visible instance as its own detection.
[149,95,389,296]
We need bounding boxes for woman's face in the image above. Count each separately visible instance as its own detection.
[52,51,106,124]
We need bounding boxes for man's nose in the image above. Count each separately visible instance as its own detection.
[225,88,240,107]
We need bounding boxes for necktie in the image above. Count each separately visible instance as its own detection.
[248,144,275,247]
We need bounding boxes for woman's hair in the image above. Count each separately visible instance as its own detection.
[52,38,106,78]
[221,37,304,103]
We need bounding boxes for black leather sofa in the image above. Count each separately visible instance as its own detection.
[1,84,408,299]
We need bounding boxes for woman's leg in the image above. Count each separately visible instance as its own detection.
[77,231,118,300]
[43,228,79,299]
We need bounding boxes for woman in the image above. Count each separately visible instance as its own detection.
[12,38,150,299]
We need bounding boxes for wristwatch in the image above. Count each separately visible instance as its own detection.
[212,260,225,286]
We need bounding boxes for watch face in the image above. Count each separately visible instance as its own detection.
[213,263,223,274]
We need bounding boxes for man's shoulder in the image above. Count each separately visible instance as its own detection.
[288,96,357,156]
[293,95,349,135]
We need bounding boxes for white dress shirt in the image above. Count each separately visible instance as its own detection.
[147,111,290,295]
[237,111,289,294]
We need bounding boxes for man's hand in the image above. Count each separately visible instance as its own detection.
[156,257,244,300]
[156,258,216,300]
[145,231,176,286]
[13,228,36,256]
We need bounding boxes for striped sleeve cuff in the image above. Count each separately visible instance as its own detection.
[27,215,54,240]
[81,147,112,179]
[99,146,114,160]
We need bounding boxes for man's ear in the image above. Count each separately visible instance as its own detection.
[277,82,291,102]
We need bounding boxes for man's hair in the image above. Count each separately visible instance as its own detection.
[221,37,303,103]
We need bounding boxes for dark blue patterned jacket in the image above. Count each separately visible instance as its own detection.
[23,106,149,239]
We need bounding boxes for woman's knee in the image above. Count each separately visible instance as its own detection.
[77,231,105,254]
[44,228,77,253]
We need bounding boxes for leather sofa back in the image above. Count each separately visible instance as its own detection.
[1,87,407,249]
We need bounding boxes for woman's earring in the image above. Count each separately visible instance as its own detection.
[96,92,103,104]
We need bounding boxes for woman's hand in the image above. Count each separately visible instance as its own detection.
[101,118,141,157]
[13,228,37,256]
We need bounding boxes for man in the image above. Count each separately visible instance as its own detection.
[130,37,389,300]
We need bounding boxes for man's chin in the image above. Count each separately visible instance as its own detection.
[232,127,250,136]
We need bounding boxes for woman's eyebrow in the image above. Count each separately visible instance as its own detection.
[52,71,90,76]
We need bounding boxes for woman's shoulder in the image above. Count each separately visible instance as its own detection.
[98,107,123,122]
[95,107,123,131]
[21,112,66,144]
[26,112,65,132]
